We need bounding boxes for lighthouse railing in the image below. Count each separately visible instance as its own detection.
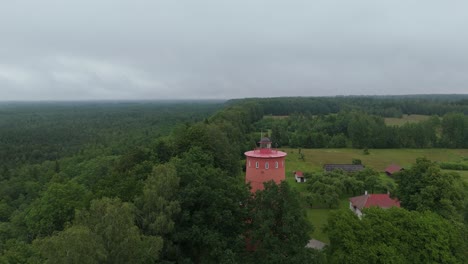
[253,148,279,154]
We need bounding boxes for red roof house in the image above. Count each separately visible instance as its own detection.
[349,192,400,217]
[294,171,306,183]
[385,164,403,176]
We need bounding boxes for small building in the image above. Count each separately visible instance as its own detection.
[385,164,403,176]
[306,239,326,250]
[349,192,400,217]
[294,171,306,183]
[324,164,364,173]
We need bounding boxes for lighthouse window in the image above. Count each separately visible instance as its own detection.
[275,161,279,168]
[255,162,259,169]
[265,162,269,169]
[248,160,251,167]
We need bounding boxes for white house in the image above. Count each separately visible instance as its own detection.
[294,171,306,183]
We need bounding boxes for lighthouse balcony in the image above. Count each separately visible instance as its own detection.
[254,148,279,154]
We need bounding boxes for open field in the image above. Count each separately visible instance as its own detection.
[384,114,432,126]
[262,115,289,119]
[263,114,433,126]
[282,148,468,242]
[282,148,468,173]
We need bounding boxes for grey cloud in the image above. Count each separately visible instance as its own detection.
[1,0,468,100]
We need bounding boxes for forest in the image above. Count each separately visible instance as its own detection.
[0,96,467,263]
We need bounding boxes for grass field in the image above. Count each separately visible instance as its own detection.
[282,148,468,243]
[384,114,432,126]
[305,199,349,243]
[264,114,433,126]
[283,148,468,172]
[262,115,289,119]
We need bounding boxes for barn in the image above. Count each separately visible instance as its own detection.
[385,164,403,176]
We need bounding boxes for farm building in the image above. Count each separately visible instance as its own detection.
[294,171,306,183]
[349,191,400,217]
[324,164,364,173]
[385,164,403,176]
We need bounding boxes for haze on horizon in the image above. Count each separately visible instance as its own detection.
[1,0,468,101]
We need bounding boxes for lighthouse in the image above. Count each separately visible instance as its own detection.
[244,137,287,193]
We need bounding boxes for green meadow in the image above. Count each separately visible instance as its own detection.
[283,148,468,172]
[282,148,468,243]
[384,114,432,126]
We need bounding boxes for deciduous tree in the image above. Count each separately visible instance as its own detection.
[246,181,313,264]
[395,158,467,222]
[326,208,466,264]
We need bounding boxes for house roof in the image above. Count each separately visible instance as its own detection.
[385,164,402,174]
[324,164,364,172]
[295,171,304,177]
[306,239,326,250]
[349,193,400,210]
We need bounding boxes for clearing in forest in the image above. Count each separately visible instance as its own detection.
[282,148,468,243]
[384,114,432,126]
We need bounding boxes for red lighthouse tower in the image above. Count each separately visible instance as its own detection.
[244,137,287,193]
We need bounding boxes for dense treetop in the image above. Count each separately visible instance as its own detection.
[0,95,466,263]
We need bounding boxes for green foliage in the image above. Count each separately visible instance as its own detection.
[23,181,90,238]
[250,100,467,149]
[441,112,468,148]
[326,208,467,264]
[439,161,468,170]
[246,181,313,264]
[354,168,382,194]
[0,102,221,169]
[137,164,180,236]
[2,98,468,263]
[169,148,250,263]
[74,197,163,264]
[328,134,347,148]
[233,95,468,117]
[152,137,174,163]
[306,168,385,209]
[172,122,241,175]
[0,200,13,222]
[0,239,39,264]
[31,197,163,264]
[395,158,467,222]
[307,172,344,209]
[34,225,107,264]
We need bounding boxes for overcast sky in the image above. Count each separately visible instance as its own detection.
[1,0,468,100]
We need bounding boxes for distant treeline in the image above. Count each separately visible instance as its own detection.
[0,101,223,169]
[255,111,468,148]
[228,96,468,149]
[229,95,468,117]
